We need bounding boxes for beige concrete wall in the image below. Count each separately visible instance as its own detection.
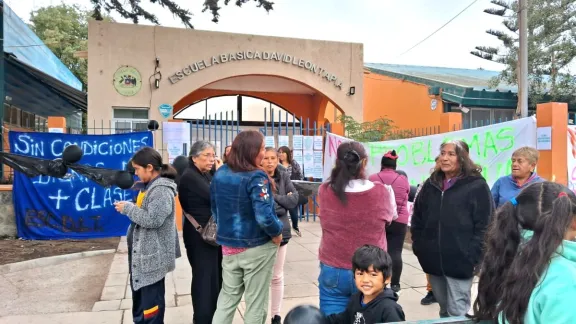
[87,21,364,126]
[0,187,16,237]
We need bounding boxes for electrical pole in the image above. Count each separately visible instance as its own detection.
[518,0,529,117]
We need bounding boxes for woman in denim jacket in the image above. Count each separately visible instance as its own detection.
[211,130,284,324]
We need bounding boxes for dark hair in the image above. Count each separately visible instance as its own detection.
[278,146,293,164]
[352,244,393,281]
[131,147,177,180]
[395,170,408,180]
[473,182,576,323]
[328,141,367,204]
[223,145,232,163]
[227,130,264,172]
[284,305,327,324]
[430,140,481,185]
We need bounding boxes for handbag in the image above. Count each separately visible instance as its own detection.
[184,212,219,247]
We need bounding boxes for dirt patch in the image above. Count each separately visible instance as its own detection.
[0,237,120,265]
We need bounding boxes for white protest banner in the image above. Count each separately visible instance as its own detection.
[323,132,352,180]
[323,117,537,187]
[567,126,576,191]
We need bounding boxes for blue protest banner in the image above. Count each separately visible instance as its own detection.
[9,131,153,240]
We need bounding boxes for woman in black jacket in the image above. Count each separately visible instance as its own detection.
[262,147,299,324]
[411,140,493,318]
[278,146,304,236]
[177,140,223,324]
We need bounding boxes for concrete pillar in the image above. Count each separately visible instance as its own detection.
[439,112,462,133]
[47,116,67,133]
[536,102,568,185]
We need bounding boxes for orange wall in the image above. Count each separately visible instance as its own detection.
[174,89,322,125]
[363,72,443,130]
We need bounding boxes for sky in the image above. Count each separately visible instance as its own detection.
[11,0,506,71]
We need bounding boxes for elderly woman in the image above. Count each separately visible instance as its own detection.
[177,141,223,324]
[491,146,543,208]
[411,140,493,318]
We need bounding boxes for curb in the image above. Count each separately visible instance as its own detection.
[0,249,117,275]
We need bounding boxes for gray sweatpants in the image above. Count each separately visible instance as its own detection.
[428,274,473,318]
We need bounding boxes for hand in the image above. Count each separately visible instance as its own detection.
[287,192,293,196]
[272,234,283,246]
[215,157,223,170]
[114,201,126,213]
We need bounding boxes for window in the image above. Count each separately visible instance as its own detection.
[470,109,491,128]
[493,109,515,123]
[21,111,34,128]
[112,107,149,134]
[454,107,516,129]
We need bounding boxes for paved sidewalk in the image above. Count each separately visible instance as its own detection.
[0,221,478,323]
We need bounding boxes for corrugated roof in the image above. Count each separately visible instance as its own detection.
[3,3,83,90]
[364,63,517,92]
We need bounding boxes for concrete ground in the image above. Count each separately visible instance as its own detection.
[0,221,478,323]
[0,253,113,317]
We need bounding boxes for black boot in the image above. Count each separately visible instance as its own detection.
[421,291,437,305]
[271,315,282,324]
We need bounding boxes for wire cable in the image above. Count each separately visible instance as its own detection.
[396,0,479,58]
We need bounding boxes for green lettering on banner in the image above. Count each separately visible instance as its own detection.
[465,134,481,157]
[411,141,425,166]
[483,131,498,158]
[396,144,409,166]
[425,140,436,162]
[496,127,515,151]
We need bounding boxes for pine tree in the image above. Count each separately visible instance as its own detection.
[89,0,274,29]
[471,0,576,107]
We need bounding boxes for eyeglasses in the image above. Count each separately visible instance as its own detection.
[200,153,216,159]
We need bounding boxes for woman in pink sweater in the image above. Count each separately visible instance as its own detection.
[369,150,410,294]
[318,141,395,315]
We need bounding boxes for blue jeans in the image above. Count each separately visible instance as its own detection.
[318,262,357,315]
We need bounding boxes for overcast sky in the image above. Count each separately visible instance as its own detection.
[11,0,506,71]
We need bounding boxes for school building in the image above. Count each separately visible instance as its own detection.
[85,21,540,146]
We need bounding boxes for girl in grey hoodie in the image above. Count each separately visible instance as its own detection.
[114,147,179,324]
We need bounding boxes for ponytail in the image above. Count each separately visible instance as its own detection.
[473,201,521,320]
[328,142,367,204]
[497,194,574,323]
[160,163,177,180]
[473,182,576,324]
[131,147,176,181]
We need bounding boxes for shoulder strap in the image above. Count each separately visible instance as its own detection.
[183,211,202,231]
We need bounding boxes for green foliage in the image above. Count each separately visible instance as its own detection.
[29,4,113,90]
[336,115,413,142]
[471,0,576,107]
[89,0,274,29]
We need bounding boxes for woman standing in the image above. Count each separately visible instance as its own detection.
[278,146,304,236]
[262,147,299,324]
[369,150,410,294]
[411,140,493,318]
[491,146,543,208]
[114,147,178,324]
[211,130,283,324]
[318,141,395,315]
[473,182,576,323]
[178,141,223,324]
